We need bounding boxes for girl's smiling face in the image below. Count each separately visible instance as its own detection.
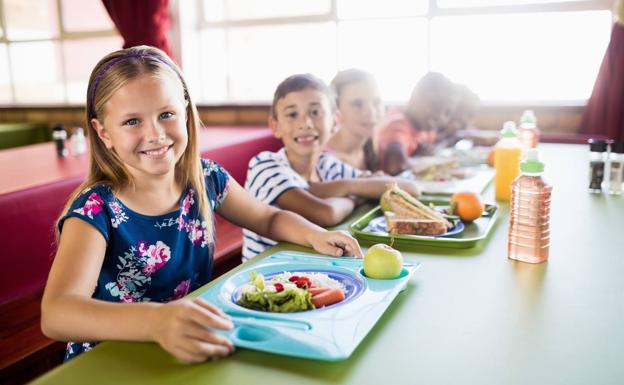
[92,73,188,180]
[336,80,383,139]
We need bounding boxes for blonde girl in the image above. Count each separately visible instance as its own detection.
[41,46,361,363]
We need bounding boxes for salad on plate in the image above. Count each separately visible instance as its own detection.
[237,271,346,313]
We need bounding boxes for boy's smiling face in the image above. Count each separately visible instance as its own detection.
[270,88,336,158]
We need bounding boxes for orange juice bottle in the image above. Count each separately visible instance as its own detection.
[494,121,523,201]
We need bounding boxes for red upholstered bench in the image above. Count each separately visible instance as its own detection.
[0,126,280,384]
[0,127,280,304]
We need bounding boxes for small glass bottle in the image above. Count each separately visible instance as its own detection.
[70,127,87,156]
[508,149,552,264]
[517,109,540,149]
[588,139,607,193]
[494,121,523,201]
[608,141,624,195]
[52,124,68,157]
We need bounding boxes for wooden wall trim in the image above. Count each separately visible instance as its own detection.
[0,104,585,134]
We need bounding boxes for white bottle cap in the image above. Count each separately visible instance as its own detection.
[520,110,537,125]
[525,148,538,161]
[501,121,518,138]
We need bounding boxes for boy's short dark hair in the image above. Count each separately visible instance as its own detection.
[271,74,335,118]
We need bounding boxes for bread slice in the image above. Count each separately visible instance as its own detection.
[385,211,448,236]
[384,191,453,228]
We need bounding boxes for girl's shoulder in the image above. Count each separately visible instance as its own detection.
[200,158,228,176]
[60,184,115,240]
[68,184,114,212]
[200,158,230,209]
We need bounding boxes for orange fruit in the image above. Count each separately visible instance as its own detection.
[450,191,485,222]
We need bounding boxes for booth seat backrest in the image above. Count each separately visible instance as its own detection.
[0,131,282,305]
[0,177,82,304]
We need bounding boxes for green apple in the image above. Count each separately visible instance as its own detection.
[363,244,403,279]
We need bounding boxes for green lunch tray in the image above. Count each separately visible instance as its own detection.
[349,201,498,250]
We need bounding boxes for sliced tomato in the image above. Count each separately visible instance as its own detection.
[295,276,312,288]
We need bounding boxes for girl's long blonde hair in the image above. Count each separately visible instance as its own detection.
[56,45,211,240]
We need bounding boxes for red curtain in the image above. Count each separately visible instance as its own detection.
[581,22,624,142]
[102,0,171,57]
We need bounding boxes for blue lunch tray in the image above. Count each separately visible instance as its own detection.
[199,251,420,361]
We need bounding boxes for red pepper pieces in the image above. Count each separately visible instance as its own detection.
[288,275,312,288]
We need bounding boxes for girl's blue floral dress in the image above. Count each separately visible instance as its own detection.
[58,159,230,360]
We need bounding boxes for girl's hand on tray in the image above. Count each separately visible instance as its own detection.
[150,298,235,363]
[308,230,363,258]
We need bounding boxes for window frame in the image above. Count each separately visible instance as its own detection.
[0,0,614,106]
[0,0,119,106]
[181,0,613,106]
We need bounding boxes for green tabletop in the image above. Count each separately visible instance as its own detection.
[31,144,624,385]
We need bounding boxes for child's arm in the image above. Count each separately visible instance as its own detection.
[276,189,357,227]
[41,218,234,363]
[217,179,362,257]
[307,176,420,200]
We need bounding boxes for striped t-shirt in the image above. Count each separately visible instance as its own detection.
[242,147,362,261]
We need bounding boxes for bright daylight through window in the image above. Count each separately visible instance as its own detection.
[0,0,614,105]
[181,0,612,104]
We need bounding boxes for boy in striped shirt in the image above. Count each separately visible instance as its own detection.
[243,74,420,261]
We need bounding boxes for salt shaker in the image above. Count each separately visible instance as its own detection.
[70,127,87,156]
[608,141,624,195]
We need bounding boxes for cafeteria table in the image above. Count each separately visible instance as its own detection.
[29,144,624,385]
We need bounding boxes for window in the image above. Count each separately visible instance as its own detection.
[0,0,122,104]
[180,0,613,104]
[430,11,610,102]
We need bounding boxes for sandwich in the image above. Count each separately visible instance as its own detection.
[384,211,448,236]
[380,182,453,229]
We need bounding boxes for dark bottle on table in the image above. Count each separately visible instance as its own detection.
[52,124,68,157]
[588,139,607,193]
